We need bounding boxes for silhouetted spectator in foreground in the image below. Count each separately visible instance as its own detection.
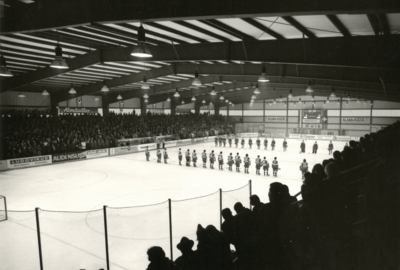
[146,246,176,270]
[175,237,195,270]
[233,202,254,269]
[325,162,340,178]
[312,163,326,181]
[221,208,236,246]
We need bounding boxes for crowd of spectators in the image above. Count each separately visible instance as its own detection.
[145,121,400,270]
[0,109,234,160]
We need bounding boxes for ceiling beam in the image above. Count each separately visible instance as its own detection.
[241,18,285,40]
[281,16,316,39]
[326,15,351,37]
[173,21,231,42]
[200,19,257,41]
[378,14,390,36]
[145,22,208,43]
[367,14,381,36]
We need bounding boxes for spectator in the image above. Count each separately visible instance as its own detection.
[175,237,195,270]
[146,246,176,270]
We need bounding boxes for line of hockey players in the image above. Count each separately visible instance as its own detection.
[215,136,288,151]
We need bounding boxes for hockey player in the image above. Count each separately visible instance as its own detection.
[255,155,261,175]
[215,137,218,147]
[218,151,224,170]
[300,159,309,179]
[157,149,162,163]
[328,141,334,155]
[272,157,279,176]
[312,141,318,154]
[283,139,288,151]
[244,154,251,173]
[185,149,191,166]
[209,150,215,169]
[235,137,239,148]
[223,137,226,147]
[227,153,234,171]
[228,137,232,147]
[241,138,245,148]
[271,138,276,151]
[219,136,223,147]
[264,138,268,150]
[248,138,253,149]
[300,140,306,153]
[235,153,241,172]
[262,157,269,176]
[202,150,207,168]
[163,148,168,164]
[256,138,261,149]
[192,150,197,167]
[145,146,150,161]
[178,148,183,165]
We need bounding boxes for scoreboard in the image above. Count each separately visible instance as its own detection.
[302,110,327,129]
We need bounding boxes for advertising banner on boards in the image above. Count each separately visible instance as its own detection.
[111,145,139,156]
[52,152,87,163]
[7,155,52,169]
[341,117,368,124]
[265,116,286,122]
[0,160,7,171]
[86,149,109,159]
[138,143,157,151]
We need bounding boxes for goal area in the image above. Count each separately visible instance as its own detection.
[0,195,7,222]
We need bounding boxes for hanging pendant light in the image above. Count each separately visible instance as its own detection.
[326,97,330,103]
[254,83,261,94]
[330,90,336,98]
[0,55,13,77]
[305,81,313,93]
[141,76,150,90]
[347,93,351,101]
[181,100,185,105]
[174,89,180,97]
[273,99,276,104]
[192,70,202,86]
[68,84,76,94]
[210,85,217,95]
[191,96,196,101]
[202,99,206,104]
[117,94,123,100]
[251,94,256,100]
[370,100,373,106]
[258,64,269,82]
[166,97,171,102]
[143,93,149,99]
[311,94,315,101]
[229,101,233,105]
[323,101,326,106]
[18,93,26,98]
[131,24,152,58]
[144,98,148,103]
[210,102,213,106]
[100,81,110,92]
[219,94,224,100]
[95,96,100,101]
[288,90,293,98]
[50,45,69,69]
[225,99,229,103]
[42,89,49,96]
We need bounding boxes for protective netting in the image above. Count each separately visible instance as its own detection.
[0,210,39,270]
[222,182,251,212]
[39,209,106,270]
[0,195,6,221]
[107,201,170,270]
[171,191,220,261]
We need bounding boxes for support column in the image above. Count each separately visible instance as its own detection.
[214,104,220,116]
[171,98,177,115]
[195,102,201,115]
[286,97,289,136]
[102,95,109,117]
[263,100,265,124]
[50,95,58,117]
[339,96,343,135]
[140,97,147,116]
[369,101,373,133]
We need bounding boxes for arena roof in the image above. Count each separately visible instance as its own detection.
[0,0,399,105]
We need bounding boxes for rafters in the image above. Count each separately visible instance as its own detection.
[281,16,316,39]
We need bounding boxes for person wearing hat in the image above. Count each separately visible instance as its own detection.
[175,237,195,270]
[178,148,182,165]
[218,151,224,170]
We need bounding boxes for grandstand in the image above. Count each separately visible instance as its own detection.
[0,1,400,270]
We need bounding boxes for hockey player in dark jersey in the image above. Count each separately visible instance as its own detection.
[241,138,245,148]
[145,147,150,161]
[300,140,306,153]
[192,150,197,167]
[256,138,261,149]
[272,157,279,176]
[283,139,288,151]
[228,137,232,147]
[223,137,226,147]
[328,141,334,154]
[219,136,223,147]
[209,150,215,169]
[255,155,261,175]
[262,157,269,176]
[185,149,191,166]
[312,141,318,154]
[264,138,268,150]
[300,159,308,179]
[271,138,276,150]
[202,150,207,168]
[218,151,224,170]
[157,149,162,163]
[227,153,234,171]
[248,138,253,149]
[215,137,218,147]
[163,148,168,164]
[244,154,251,173]
[235,153,241,172]
[235,137,239,148]
[178,148,183,165]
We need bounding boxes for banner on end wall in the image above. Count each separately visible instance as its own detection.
[7,155,52,169]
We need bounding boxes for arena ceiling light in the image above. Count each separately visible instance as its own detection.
[166,97,171,102]
[288,90,293,98]
[273,99,276,104]
[330,90,336,98]
[143,93,149,99]
[210,85,217,95]
[41,89,49,96]
[173,89,180,97]
[141,76,150,90]
[68,84,76,94]
[305,81,313,93]
[192,71,202,86]
[326,97,330,103]
[100,81,110,92]
[253,83,261,94]
[0,55,13,77]
[191,96,196,101]
[251,94,256,100]
[144,98,148,103]
[258,64,269,82]
[202,99,206,104]
[117,94,123,100]
[50,32,69,69]
[131,24,153,58]
[225,99,229,103]
[210,102,213,106]
[17,92,26,98]
[323,101,326,106]
[370,100,373,106]
[181,100,185,104]
[347,93,351,101]
[219,94,224,100]
[336,99,340,104]
[94,96,100,101]
[311,94,315,101]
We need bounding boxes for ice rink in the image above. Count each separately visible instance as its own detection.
[0,138,346,270]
